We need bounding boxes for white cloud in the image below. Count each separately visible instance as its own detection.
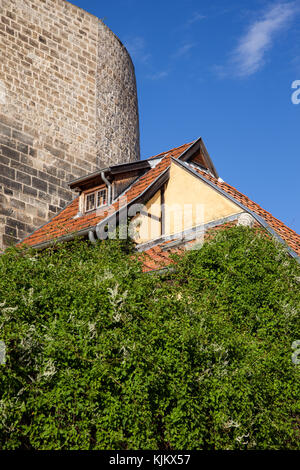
[147,71,169,81]
[186,12,206,26]
[174,12,206,32]
[229,2,296,77]
[124,36,151,64]
[173,43,195,59]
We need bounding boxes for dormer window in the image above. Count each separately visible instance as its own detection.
[86,193,95,212]
[85,187,108,212]
[97,189,107,207]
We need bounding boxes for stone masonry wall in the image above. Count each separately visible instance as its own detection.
[0,0,140,249]
[96,22,140,167]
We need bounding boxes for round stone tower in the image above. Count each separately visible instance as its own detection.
[0,0,140,249]
[96,21,140,167]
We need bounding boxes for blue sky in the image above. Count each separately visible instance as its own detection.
[71,0,300,233]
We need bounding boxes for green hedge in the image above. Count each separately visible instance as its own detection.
[0,226,299,449]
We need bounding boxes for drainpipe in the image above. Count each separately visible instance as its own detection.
[101,171,112,205]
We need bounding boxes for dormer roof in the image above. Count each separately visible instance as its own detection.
[69,159,151,193]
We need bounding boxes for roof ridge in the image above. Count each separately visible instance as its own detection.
[147,141,194,160]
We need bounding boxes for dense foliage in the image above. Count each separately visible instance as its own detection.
[0,226,299,450]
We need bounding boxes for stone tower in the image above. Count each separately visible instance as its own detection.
[0,0,140,249]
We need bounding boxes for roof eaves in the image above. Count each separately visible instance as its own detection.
[68,160,151,188]
[109,160,150,174]
[68,169,109,188]
[24,226,92,251]
[136,212,244,253]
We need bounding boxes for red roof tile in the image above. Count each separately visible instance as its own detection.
[141,220,239,272]
[147,141,194,159]
[187,164,300,257]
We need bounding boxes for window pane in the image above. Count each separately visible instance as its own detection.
[86,193,95,211]
[97,189,107,207]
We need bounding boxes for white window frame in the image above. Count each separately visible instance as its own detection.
[96,188,107,208]
[85,192,96,212]
[85,187,108,213]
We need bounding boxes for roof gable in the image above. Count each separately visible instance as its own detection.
[178,137,219,178]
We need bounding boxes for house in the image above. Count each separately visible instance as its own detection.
[19,138,300,271]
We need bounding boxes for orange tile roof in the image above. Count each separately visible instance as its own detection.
[147,141,193,159]
[140,242,178,273]
[19,141,300,263]
[184,163,300,257]
[141,220,239,272]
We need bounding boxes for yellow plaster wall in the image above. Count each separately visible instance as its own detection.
[163,162,241,235]
[131,190,161,243]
